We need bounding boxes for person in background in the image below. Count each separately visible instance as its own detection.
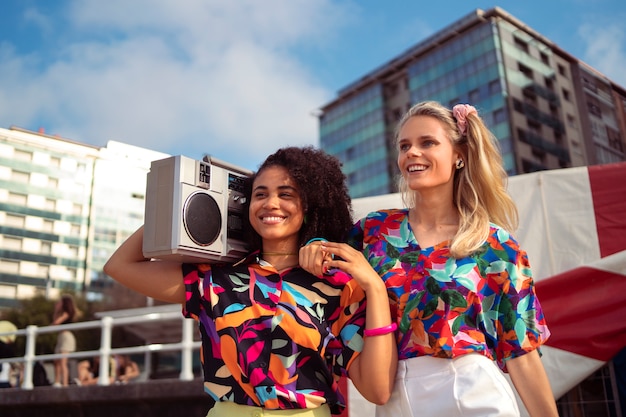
[115,354,140,384]
[300,101,557,417]
[0,320,18,388]
[51,294,77,388]
[104,146,396,416]
[75,356,113,386]
[76,354,140,386]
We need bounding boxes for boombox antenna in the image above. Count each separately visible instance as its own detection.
[202,154,253,176]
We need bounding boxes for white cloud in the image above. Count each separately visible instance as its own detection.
[579,23,626,86]
[0,0,348,170]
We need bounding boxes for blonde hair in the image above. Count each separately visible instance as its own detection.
[395,101,518,258]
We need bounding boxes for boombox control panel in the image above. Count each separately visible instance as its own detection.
[198,161,210,186]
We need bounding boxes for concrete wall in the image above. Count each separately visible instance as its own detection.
[0,378,213,417]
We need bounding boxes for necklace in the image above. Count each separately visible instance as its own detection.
[277,263,299,271]
[262,252,298,256]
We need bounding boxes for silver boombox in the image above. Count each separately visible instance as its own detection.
[142,155,252,263]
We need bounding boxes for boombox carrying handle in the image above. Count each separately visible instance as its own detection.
[203,155,254,177]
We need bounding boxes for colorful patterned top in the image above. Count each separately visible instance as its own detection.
[182,253,366,414]
[348,209,550,371]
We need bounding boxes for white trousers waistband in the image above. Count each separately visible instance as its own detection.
[376,354,520,417]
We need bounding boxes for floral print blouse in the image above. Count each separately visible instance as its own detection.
[348,209,550,371]
[182,253,366,414]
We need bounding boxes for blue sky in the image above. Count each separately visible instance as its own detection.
[1,0,625,171]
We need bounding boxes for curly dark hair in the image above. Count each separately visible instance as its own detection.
[243,146,353,252]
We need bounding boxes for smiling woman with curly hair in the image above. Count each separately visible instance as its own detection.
[104,146,396,416]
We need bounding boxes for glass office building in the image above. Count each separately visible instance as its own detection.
[319,7,626,198]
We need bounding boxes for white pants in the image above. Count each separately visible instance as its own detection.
[376,354,520,417]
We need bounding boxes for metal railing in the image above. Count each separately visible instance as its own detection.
[0,308,201,390]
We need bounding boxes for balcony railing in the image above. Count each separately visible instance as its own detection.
[0,307,201,390]
[513,98,565,134]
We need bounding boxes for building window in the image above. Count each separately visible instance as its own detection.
[391,108,403,123]
[518,63,534,80]
[67,268,77,280]
[550,104,559,118]
[558,64,567,77]
[540,52,549,65]
[469,89,480,103]
[513,37,529,53]
[607,128,623,152]
[347,172,356,186]
[385,82,399,98]
[41,241,52,255]
[587,102,602,117]
[3,236,22,251]
[42,220,54,233]
[72,204,83,216]
[14,149,32,162]
[493,108,507,124]
[567,114,577,128]
[562,89,571,102]
[76,163,87,175]
[532,147,546,163]
[67,246,79,258]
[37,264,50,278]
[582,76,597,92]
[523,88,538,106]
[488,80,501,96]
[7,192,27,206]
[11,170,30,183]
[528,120,542,135]
[0,260,20,274]
[45,199,56,211]
[5,214,25,228]
[555,131,564,145]
[70,224,81,236]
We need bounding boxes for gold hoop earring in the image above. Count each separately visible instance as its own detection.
[455,159,465,169]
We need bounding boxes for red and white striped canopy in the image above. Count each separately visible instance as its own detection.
[511,162,626,403]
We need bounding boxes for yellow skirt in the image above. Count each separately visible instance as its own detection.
[207,402,331,417]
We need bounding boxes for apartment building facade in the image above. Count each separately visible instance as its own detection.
[0,126,168,308]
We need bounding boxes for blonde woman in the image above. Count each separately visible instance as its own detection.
[300,102,557,416]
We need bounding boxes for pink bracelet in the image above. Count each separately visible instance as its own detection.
[364,322,397,337]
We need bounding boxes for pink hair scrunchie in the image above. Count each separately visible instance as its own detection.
[453,104,477,136]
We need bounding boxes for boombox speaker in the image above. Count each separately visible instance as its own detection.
[142,155,253,263]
